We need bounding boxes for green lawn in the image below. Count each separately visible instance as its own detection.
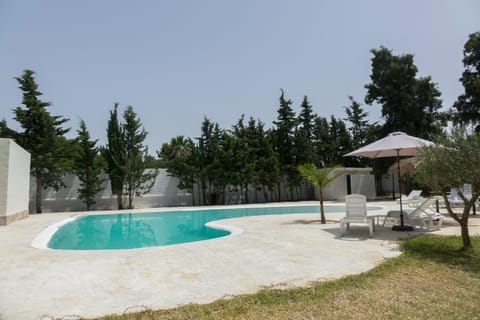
[95,236,480,320]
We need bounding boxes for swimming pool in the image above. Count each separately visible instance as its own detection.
[35,204,381,250]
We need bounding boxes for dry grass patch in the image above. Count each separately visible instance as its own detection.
[95,236,480,320]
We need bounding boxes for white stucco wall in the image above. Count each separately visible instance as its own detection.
[29,170,194,212]
[319,167,376,201]
[0,140,8,215]
[0,139,31,223]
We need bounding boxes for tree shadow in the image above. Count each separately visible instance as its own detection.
[403,235,480,275]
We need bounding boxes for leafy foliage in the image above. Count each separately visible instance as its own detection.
[365,47,445,139]
[453,30,480,131]
[159,136,198,204]
[414,127,480,248]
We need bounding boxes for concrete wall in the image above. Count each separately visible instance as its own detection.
[319,168,376,201]
[0,139,31,225]
[29,170,193,213]
[30,170,313,213]
[30,168,374,213]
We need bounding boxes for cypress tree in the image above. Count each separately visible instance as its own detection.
[272,89,297,200]
[102,103,126,209]
[73,120,105,210]
[10,70,70,213]
[296,96,317,166]
[122,106,158,209]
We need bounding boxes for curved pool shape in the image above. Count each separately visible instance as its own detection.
[41,205,382,250]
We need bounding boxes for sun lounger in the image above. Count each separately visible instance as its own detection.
[396,189,423,206]
[383,198,444,231]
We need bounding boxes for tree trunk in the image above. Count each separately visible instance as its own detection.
[191,187,196,206]
[244,184,249,204]
[319,189,326,224]
[35,177,42,214]
[128,185,134,209]
[116,189,123,210]
[460,220,472,249]
[200,178,206,205]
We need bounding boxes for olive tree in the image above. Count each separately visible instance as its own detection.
[413,128,480,249]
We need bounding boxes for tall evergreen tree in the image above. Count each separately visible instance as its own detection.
[251,122,280,202]
[453,30,480,131]
[7,70,70,213]
[328,116,352,165]
[197,117,225,205]
[312,116,330,167]
[272,89,298,200]
[122,106,158,209]
[231,115,256,203]
[158,136,198,205]
[344,96,370,149]
[273,89,297,166]
[296,96,317,165]
[365,46,444,139]
[102,103,126,209]
[73,120,105,210]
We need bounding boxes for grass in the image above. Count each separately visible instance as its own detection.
[92,236,480,320]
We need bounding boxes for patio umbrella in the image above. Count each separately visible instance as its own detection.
[344,131,434,231]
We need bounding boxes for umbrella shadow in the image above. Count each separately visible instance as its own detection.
[284,219,333,225]
[283,218,429,242]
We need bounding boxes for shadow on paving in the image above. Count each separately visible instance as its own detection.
[282,219,416,242]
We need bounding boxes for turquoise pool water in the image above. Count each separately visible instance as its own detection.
[47,205,379,250]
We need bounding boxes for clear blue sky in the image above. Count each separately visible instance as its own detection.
[1,1,479,153]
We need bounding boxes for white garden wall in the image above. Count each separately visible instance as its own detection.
[0,139,31,225]
[29,169,193,213]
[319,167,376,201]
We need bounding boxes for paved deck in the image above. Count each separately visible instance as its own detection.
[0,201,478,319]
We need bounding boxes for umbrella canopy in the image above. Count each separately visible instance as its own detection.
[344,131,434,158]
[344,131,435,231]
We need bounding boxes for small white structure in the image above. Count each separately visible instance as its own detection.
[0,139,31,225]
[321,167,376,201]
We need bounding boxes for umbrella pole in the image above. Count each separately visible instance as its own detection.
[398,151,403,225]
[392,149,414,232]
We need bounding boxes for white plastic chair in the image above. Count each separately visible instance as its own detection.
[383,198,444,231]
[340,194,373,237]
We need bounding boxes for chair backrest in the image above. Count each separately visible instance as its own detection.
[449,188,460,200]
[408,198,437,218]
[407,190,422,200]
[345,194,367,219]
[462,184,473,200]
